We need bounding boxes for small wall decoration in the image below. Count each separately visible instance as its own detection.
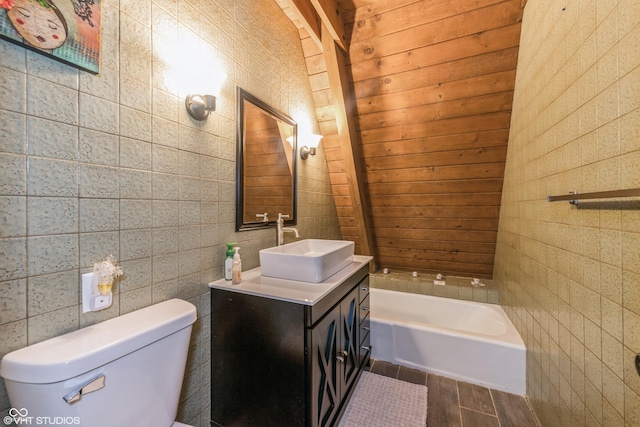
[0,0,100,74]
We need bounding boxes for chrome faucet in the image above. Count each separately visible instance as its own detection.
[276,213,300,246]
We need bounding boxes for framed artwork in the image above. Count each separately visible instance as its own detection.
[0,0,101,74]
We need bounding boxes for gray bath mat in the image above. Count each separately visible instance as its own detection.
[338,372,428,427]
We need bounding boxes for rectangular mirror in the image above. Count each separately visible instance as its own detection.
[236,88,298,231]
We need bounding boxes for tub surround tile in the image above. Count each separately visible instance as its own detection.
[371,271,500,304]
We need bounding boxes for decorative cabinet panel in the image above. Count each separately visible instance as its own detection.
[210,262,370,427]
[309,286,359,427]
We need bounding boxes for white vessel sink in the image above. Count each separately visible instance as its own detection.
[259,239,355,283]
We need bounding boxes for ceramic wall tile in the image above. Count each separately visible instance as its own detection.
[0,68,26,115]
[120,286,153,315]
[79,129,120,166]
[152,172,180,200]
[0,153,26,196]
[120,106,152,142]
[0,237,26,281]
[79,199,120,233]
[28,157,77,197]
[80,164,120,198]
[153,226,179,255]
[152,144,179,174]
[79,231,120,269]
[0,110,26,154]
[27,117,78,161]
[119,199,153,230]
[80,66,119,103]
[27,76,77,125]
[27,271,78,317]
[118,257,152,292]
[120,138,152,171]
[152,117,179,148]
[119,169,152,199]
[153,200,179,227]
[0,196,26,238]
[120,75,152,114]
[27,306,78,345]
[27,234,78,276]
[27,197,78,235]
[26,52,78,89]
[120,228,152,261]
[0,279,26,323]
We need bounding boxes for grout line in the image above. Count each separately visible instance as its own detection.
[456,380,463,427]
[488,388,502,427]
[524,395,543,427]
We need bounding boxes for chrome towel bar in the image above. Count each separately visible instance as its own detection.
[547,188,640,204]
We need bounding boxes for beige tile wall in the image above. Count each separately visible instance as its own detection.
[0,0,341,425]
[494,0,640,425]
[370,271,500,304]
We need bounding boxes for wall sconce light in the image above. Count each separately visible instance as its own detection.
[300,134,323,160]
[185,94,216,121]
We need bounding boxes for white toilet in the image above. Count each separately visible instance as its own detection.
[0,299,197,427]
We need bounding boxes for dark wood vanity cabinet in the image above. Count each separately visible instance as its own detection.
[210,263,370,427]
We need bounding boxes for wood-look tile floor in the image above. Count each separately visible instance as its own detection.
[369,360,540,427]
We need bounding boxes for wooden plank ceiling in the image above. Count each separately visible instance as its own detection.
[277,0,524,278]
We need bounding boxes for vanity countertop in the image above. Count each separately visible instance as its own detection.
[209,255,372,306]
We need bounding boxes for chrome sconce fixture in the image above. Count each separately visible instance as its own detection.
[300,134,323,160]
[185,94,216,121]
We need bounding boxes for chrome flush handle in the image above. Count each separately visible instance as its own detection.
[63,374,106,405]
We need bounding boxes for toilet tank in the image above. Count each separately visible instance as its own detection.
[0,299,197,427]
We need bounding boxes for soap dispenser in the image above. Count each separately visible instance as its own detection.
[232,247,242,284]
[225,242,236,281]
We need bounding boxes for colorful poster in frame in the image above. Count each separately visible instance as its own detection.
[0,0,100,74]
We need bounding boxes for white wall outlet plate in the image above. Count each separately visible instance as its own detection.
[82,272,113,313]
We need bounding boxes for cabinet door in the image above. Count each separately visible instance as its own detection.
[339,287,359,395]
[310,304,341,427]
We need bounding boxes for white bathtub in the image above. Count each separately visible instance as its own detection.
[370,288,526,394]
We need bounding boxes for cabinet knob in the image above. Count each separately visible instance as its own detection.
[341,350,349,357]
[361,287,368,292]
[336,355,344,363]
[361,306,369,311]
[361,345,370,351]
[361,326,370,331]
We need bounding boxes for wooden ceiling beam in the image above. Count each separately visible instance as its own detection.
[310,0,347,50]
[321,23,376,266]
[277,0,348,50]
[275,0,322,47]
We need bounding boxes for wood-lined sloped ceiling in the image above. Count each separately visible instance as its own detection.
[280,0,524,278]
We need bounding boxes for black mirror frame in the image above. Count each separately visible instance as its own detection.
[236,87,298,231]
